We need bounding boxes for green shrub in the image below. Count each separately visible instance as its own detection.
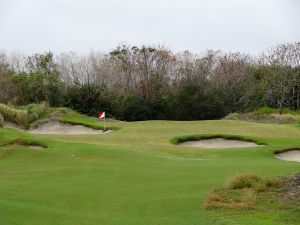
[28,112,39,123]
[27,102,49,118]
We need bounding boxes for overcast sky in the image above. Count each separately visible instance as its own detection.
[0,0,299,55]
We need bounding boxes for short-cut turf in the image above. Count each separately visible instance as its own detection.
[0,118,299,225]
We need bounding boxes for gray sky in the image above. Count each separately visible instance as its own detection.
[0,0,299,55]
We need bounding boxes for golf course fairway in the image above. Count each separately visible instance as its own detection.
[0,116,299,225]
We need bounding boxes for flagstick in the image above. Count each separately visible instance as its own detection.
[104,117,106,133]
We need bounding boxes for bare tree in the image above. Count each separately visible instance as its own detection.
[260,42,300,113]
[211,52,253,112]
[0,53,18,103]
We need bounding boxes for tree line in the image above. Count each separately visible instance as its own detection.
[0,42,299,121]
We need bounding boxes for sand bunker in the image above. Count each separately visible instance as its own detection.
[178,138,262,148]
[29,121,107,134]
[275,150,300,163]
[3,122,25,131]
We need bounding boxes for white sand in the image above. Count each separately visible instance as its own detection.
[178,138,262,148]
[29,121,107,135]
[275,150,300,163]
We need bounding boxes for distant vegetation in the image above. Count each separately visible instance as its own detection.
[0,42,299,121]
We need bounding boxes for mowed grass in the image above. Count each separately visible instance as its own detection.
[0,117,299,225]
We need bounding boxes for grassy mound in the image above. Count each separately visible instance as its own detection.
[58,113,121,131]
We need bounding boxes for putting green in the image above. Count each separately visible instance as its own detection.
[0,117,299,225]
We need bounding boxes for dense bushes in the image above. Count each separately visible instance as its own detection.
[62,84,226,121]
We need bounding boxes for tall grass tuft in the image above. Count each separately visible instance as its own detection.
[0,103,29,128]
[0,103,50,128]
[227,173,262,189]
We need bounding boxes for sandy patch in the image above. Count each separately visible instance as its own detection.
[275,150,300,163]
[178,138,262,148]
[29,121,108,134]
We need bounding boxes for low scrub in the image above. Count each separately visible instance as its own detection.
[203,174,283,209]
[226,108,300,124]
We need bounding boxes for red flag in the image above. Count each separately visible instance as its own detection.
[98,112,105,119]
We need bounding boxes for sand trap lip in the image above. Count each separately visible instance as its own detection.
[12,144,44,150]
[28,121,109,135]
[275,150,300,163]
[178,138,263,148]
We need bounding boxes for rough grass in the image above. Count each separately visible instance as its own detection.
[0,113,3,127]
[204,174,285,210]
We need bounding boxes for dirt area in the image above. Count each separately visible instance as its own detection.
[280,174,300,202]
[178,138,263,148]
[275,150,300,163]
